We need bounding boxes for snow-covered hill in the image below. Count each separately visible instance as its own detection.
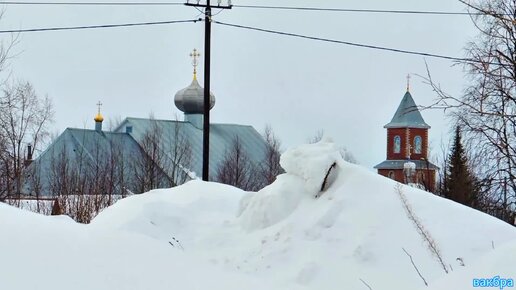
[1,140,515,290]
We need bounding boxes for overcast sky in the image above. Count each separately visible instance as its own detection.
[0,0,478,170]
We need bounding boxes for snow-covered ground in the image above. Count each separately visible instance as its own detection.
[1,140,515,290]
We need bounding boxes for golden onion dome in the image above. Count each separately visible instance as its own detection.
[94,112,104,122]
[94,101,104,122]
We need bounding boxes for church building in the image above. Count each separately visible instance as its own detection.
[23,49,269,196]
[374,78,438,192]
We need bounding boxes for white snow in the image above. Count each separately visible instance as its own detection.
[404,161,416,170]
[425,240,516,290]
[1,139,515,290]
[0,198,295,290]
[4,198,55,214]
[279,138,340,195]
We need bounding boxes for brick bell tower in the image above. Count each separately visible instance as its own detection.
[374,76,438,192]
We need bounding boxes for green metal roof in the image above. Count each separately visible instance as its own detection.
[114,117,268,179]
[24,128,153,195]
[384,91,430,129]
[25,118,269,196]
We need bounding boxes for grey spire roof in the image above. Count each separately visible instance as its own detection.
[174,78,215,114]
[384,91,430,129]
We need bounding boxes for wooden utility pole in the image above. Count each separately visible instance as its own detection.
[185,0,232,181]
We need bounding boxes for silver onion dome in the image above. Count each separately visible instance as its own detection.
[174,78,215,114]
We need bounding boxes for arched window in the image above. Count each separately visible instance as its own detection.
[414,136,422,154]
[388,171,395,179]
[393,135,401,153]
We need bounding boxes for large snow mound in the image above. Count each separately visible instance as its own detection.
[0,199,298,290]
[2,139,515,290]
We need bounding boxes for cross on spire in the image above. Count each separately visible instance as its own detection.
[96,101,102,114]
[190,48,200,80]
[406,74,411,92]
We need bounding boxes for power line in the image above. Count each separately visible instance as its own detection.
[0,9,482,65]
[0,18,200,33]
[0,1,183,5]
[0,17,478,64]
[0,1,479,16]
[214,20,473,63]
[232,5,477,16]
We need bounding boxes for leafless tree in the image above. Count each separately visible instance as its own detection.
[216,136,261,191]
[47,144,74,198]
[0,142,12,199]
[23,114,192,221]
[26,158,43,198]
[425,0,516,224]
[307,129,358,164]
[109,137,131,198]
[83,133,117,213]
[0,81,53,199]
[259,125,282,186]
[307,130,325,144]
[43,133,129,223]
[46,143,90,222]
[107,115,123,132]
[0,15,20,200]
[46,142,93,222]
[166,119,193,186]
[131,116,193,193]
[434,138,451,197]
[132,117,172,193]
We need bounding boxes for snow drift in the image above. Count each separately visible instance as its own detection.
[1,139,515,290]
[239,139,340,230]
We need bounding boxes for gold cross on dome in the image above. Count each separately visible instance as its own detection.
[406,74,411,92]
[96,101,102,113]
[190,48,201,79]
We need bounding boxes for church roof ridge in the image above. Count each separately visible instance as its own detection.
[121,117,255,128]
[384,91,430,129]
[65,127,116,133]
[123,117,188,123]
[64,127,134,137]
[211,122,254,128]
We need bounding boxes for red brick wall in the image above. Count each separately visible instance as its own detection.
[378,169,404,183]
[378,168,436,192]
[386,128,408,160]
[409,128,428,160]
[386,128,428,160]
[380,124,434,191]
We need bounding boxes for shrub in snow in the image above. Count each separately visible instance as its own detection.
[395,184,448,274]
